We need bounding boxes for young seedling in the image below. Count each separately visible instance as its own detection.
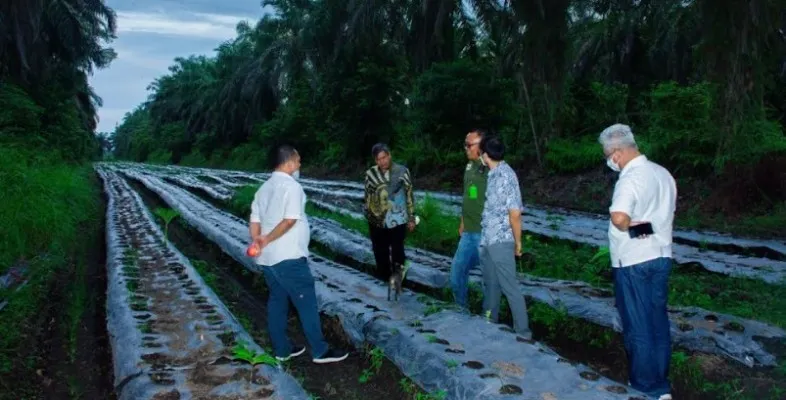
[232,341,279,381]
[153,207,180,243]
[358,347,385,383]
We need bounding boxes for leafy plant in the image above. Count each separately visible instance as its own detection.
[153,207,180,242]
[232,341,279,381]
[358,347,385,383]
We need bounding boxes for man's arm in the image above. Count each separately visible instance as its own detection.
[363,170,372,216]
[509,208,521,246]
[253,187,303,247]
[609,176,636,231]
[249,190,262,240]
[257,219,297,246]
[610,212,632,231]
[403,168,415,222]
[505,171,525,255]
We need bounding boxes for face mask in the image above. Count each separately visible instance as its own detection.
[479,153,487,166]
[606,156,620,172]
[292,170,300,180]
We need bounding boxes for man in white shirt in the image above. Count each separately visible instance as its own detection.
[249,145,348,364]
[600,124,676,400]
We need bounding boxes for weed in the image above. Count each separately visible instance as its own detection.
[358,347,385,383]
[153,207,180,243]
[399,377,448,400]
[231,341,278,367]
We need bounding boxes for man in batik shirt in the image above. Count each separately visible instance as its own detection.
[363,143,416,288]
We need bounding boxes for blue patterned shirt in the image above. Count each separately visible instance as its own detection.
[481,161,524,247]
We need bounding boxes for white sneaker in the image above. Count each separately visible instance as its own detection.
[275,345,306,361]
[658,395,672,400]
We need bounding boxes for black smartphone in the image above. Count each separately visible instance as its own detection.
[628,222,654,238]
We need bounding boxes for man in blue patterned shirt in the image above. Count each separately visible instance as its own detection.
[479,135,531,338]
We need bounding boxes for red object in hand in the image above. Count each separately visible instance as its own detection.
[246,243,260,257]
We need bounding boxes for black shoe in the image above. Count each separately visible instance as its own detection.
[275,345,306,361]
[313,348,349,364]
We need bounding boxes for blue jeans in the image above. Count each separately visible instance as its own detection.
[613,257,672,398]
[261,257,328,358]
[450,232,481,308]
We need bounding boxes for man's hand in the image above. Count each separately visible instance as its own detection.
[515,241,522,257]
[629,221,650,239]
[253,234,269,249]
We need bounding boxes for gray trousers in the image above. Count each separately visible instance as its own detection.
[480,242,531,337]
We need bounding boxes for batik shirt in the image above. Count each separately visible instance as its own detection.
[480,161,524,247]
[364,163,415,228]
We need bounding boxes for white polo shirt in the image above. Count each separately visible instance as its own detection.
[249,171,310,266]
[608,155,677,268]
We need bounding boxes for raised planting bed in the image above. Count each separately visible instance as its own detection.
[118,164,786,368]
[293,186,786,283]
[127,162,786,284]
[96,167,309,400]
[116,166,650,399]
[307,216,786,368]
[128,179,435,400]
[175,162,786,255]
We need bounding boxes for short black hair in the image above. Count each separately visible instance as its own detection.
[371,143,390,159]
[272,144,298,169]
[480,135,504,161]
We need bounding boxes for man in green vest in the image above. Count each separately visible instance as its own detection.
[450,129,488,309]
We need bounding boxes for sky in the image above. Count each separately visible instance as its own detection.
[90,0,271,133]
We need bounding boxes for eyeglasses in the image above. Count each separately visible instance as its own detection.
[464,141,480,149]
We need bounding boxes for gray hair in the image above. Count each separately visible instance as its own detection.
[598,123,638,151]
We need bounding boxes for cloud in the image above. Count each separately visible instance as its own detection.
[113,46,174,71]
[92,1,270,132]
[116,10,251,39]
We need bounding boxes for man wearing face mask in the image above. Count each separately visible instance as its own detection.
[364,143,416,296]
[249,144,349,364]
[600,124,676,400]
[477,135,532,339]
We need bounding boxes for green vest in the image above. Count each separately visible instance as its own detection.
[462,159,488,233]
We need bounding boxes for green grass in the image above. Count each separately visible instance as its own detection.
[0,147,98,274]
[0,146,101,393]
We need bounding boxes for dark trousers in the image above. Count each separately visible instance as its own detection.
[368,223,407,277]
[260,257,328,358]
[613,257,672,398]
